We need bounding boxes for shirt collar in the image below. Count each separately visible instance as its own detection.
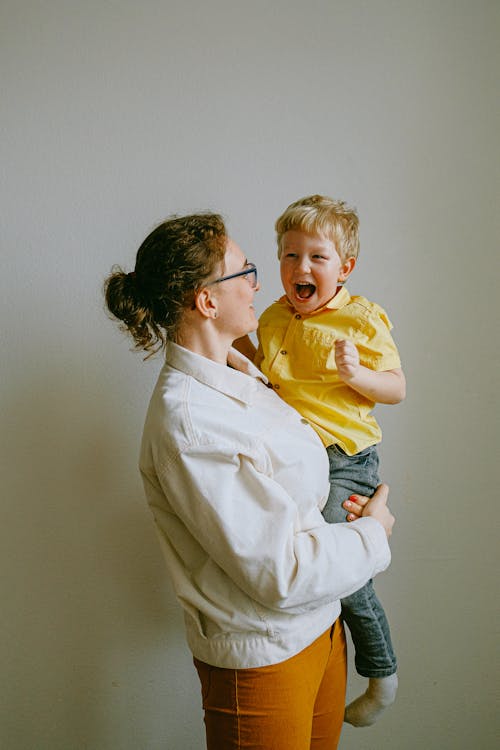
[279,286,351,316]
[165,340,268,405]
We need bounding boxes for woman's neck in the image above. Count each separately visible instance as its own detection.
[176,319,231,365]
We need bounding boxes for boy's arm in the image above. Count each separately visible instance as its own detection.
[233,335,257,361]
[335,339,406,404]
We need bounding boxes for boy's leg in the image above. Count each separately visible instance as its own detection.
[322,444,381,525]
[323,446,397,675]
[341,582,397,678]
[324,444,398,726]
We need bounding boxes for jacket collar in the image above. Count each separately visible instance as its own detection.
[165,340,268,405]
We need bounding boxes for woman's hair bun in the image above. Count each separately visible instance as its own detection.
[104,267,162,356]
[103,212,227,357]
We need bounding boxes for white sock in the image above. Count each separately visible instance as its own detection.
[344,673,398,727]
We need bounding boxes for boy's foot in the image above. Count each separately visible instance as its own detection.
[344,673,398,727]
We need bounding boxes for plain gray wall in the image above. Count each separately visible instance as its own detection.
[1,1,498,748]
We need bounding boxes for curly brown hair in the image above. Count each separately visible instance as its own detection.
[104,213,227,356]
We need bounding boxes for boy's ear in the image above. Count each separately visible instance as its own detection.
[194,287,218,319]
[338,256,356,283]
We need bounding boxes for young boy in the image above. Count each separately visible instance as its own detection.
[238,195,405,727]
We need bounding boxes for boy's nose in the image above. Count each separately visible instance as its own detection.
[297,257,311,272]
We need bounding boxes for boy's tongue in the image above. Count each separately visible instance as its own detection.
[296,283,315,299]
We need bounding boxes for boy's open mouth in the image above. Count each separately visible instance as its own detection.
[295,283,316,299]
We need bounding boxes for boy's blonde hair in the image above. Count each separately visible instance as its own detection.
[275,194,360,262]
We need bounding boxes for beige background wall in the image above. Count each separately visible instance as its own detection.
[1,1,498,748]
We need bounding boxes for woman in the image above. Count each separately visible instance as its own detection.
[104,212,394,750]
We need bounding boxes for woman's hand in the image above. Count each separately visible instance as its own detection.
[343,483,394,538]
[342,494,368,521]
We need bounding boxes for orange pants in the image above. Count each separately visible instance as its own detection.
[194,619,347,750]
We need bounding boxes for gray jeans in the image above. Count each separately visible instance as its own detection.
[323,444,397,678]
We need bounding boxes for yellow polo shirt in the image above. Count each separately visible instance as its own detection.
[255,287,401,455]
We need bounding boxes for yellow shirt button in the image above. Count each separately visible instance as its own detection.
[280,350,287,355]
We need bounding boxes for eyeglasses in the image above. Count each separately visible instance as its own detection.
[207,262,258,289]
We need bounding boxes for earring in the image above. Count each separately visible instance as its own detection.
[213,312,218,319]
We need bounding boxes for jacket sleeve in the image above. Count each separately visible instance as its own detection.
[153,443,391,614]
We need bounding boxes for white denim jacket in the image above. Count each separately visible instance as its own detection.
[139,341,391,669]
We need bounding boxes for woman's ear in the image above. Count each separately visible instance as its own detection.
[338,256,356,283]
[194,287,218,319]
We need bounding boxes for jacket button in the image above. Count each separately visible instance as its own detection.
[295,314,301,319]
[274,384,280,389]
[280,350,287,355]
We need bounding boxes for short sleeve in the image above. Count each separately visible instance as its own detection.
[356,304,402,372]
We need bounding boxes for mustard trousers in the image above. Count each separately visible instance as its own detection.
[194,619,347,750]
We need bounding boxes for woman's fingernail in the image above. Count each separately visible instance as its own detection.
[344,500,351,508]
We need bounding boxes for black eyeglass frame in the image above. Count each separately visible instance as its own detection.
[207,262,258,288]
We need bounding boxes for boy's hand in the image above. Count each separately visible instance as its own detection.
[334,339,406,404]
[334,339,360,381]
